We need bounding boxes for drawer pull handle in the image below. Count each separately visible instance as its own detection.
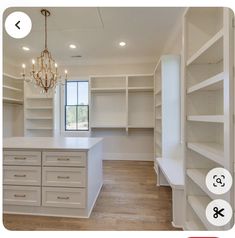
[14,157,26,160]
[57,158,70,161]
[57,196,69,200]
[14,174,26,178]
[14,194,26,198]
[57,176,70,179]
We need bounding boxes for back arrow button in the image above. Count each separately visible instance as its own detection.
[15,21,20,30]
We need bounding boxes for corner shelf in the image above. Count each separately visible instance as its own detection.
[187,142,223,166]
[186,29,223,66]
[187,72,224,94]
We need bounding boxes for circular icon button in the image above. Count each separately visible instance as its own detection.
[206,167,233,195]
[206,199,233,226]
[5,11,32,39]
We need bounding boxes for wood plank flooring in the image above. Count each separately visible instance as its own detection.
[3,160,179,231]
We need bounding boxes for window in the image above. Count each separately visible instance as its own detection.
[65,81,89,131]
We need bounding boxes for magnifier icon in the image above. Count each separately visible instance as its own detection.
[216,178,222,184]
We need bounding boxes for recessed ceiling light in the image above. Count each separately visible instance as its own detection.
[22,46,30,51]
[69,44,77,49]
[119,41,126,47]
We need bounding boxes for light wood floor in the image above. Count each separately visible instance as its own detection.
[3,160,179,231]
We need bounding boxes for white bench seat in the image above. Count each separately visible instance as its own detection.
[156,157,184,228]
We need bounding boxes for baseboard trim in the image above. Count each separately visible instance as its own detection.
[103,152,154,161]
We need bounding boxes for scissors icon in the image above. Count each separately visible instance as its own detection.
[213,206,225,218]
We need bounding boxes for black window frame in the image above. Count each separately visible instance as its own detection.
[65,80,89,131]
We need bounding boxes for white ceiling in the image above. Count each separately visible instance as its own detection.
[3,7,185,67]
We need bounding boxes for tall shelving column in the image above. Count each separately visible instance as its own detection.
[153,55,182,181]
[183,7,234,230]
[153,55,183,228]
[154,61,162,174]
[24,82,59,137]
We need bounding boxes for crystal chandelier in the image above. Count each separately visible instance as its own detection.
[22,9,67,93]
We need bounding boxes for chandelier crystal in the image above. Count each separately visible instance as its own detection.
[22,9,67,93]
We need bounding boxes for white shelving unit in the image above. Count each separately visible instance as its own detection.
[90,74,154,132]
[153,55,183,228]
[24,83,60,137]
[183,7,234,230]
[3,73,24,105]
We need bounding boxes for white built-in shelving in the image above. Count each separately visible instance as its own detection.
[90,74,154,132]
[24,82,60,137]
[183,7,234,230]
[153,55,183,228]
[3,73,24,105]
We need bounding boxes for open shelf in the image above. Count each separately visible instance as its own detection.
[155,102,162,107]
[188,195,216,230]
[187,115,224,123]
[187,142,223,166]
[91,87,126,93]
[187,72,224,94]
[26,117,53,120]
[3,85,23,92]
[128,87,153,92]
[186,169,221,200]
[26,97,53,99]
[155,89,161,95]
[26,107,53,110]
[91,124,126,129]
[26,127,53,130]
[3,73,22,80]
[184,220,205,231]
[128,124,154,129]
[187,29,223,66]
[3,97,23,105]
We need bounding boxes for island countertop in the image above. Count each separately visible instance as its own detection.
[3,137,103,151]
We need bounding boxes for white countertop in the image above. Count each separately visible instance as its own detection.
[3,137,103,150]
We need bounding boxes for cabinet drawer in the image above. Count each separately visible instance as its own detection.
[42,167,86,187]
[3,151,41,166]
[42,151,86,167]
[42,187,86,208]
[3,166,41,186]
[3,185,41,206]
